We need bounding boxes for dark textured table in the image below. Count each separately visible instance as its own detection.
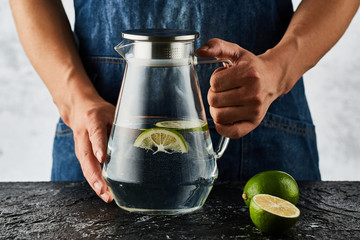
[0,181,359,239]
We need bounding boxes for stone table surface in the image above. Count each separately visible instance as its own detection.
[0,181,359,239]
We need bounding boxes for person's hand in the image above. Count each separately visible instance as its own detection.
[65,97,115,203]
[196,38,288,139]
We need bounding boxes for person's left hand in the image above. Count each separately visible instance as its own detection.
[196,38,287,138]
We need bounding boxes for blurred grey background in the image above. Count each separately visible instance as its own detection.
[0,1,359,181]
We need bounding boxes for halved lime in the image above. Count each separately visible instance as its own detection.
[242,170,299,207]
[155,120,208,132]
[133,128,188,154]
[250,194,300,234]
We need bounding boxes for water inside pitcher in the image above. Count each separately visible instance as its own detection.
[102,29,229,214]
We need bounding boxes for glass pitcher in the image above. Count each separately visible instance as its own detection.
[102,29,230,215]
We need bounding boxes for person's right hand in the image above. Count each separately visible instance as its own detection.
[65,97,115,203]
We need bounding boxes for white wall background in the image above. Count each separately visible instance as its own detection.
[0,1,359,181]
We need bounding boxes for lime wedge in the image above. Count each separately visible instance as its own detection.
[250,194,300,234]
[155,120,208,132]
[133,128,188,154]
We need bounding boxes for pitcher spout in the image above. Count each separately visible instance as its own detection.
[114,40,134,60]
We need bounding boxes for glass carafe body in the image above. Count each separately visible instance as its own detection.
[102,29,229,215]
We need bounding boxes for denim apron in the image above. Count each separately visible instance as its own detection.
[52,0,321,181]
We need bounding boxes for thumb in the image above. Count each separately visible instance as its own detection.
[196,38,244,60]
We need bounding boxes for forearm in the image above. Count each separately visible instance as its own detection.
[10,0,100,124]
[262,0,360,95]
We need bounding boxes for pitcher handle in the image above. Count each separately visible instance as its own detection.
[194,56,232,160]
[194,57,233,68]
[213,136,230,159]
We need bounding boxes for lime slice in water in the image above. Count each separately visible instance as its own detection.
[133,128,188,154]
[155,120,208,132]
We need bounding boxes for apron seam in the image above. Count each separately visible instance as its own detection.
[262,118,315,137]
[83,56,126,65]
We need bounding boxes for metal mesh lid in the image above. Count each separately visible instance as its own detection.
[122,29,199,41]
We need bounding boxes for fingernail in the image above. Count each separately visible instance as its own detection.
[94,182,102,193]
[101,192,110,202]
[96,151,103,162]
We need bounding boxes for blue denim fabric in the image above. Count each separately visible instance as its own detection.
[51,0,321,181]
[51,118,85,181]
